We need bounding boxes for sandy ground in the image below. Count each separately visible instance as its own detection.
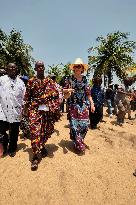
[0,109,136,205]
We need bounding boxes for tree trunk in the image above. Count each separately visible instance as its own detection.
[107,69,113,85]
[104,74,107,87]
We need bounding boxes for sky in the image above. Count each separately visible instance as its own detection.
[0,0,136,71]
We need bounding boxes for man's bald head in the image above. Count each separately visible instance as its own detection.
[35,61,44,69]
[35,61,45,79]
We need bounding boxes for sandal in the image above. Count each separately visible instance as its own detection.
[31,156,39,171]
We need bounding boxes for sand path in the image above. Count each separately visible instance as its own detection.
[0,110,136,205]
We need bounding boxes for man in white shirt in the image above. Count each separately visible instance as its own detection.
[0,63,25,157]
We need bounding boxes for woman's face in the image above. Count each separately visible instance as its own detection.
[73,65,84,75]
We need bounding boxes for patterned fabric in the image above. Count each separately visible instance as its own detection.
[132,92,136,101]
[64,75,91,152]
[20,115,30,138]
[117,98,131,122]
[23,76,61,154]
[55,82,63,100]
[0,75,25,123]
[91,85,104,107]
[29,111,55,153]
[115,89,131,123]
[24,76,61,111]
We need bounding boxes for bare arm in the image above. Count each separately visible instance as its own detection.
[88,95,94,106]
[88,95,95,113]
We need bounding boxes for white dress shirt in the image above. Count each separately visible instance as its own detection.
[0,75,25,123]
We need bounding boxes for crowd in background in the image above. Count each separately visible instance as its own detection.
[0,59,136,172]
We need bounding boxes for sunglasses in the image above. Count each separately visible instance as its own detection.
[73,65,82,69]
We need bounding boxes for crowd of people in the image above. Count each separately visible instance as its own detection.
[0,58,136,172]
[91,81,136,127]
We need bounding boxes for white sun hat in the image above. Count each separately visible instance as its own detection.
[69,58,89,71]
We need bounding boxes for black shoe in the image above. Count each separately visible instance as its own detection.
[9,151,16,157]
[3,148,7,155]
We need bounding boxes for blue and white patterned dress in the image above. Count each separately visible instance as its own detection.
[64,75,91,152]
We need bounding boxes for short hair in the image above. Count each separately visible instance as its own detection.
[35,61,44,68]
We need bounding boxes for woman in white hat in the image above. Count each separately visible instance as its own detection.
[63,58,95,154]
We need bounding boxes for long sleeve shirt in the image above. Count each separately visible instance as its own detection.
[0,75,25,123]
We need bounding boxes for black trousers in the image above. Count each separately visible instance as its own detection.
[89,105,103,128]
[0,121,20,152]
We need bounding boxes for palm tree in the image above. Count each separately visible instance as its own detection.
[48,63,72,83]
[88,31,136,86]
[48,64,63,83]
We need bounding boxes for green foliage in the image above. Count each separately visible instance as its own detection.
[48,63,72,83]
[88,31,136,85]
[62,63,72,77]
[89,79,93,86]
[0,28,34,77]
[48,64,62,82]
